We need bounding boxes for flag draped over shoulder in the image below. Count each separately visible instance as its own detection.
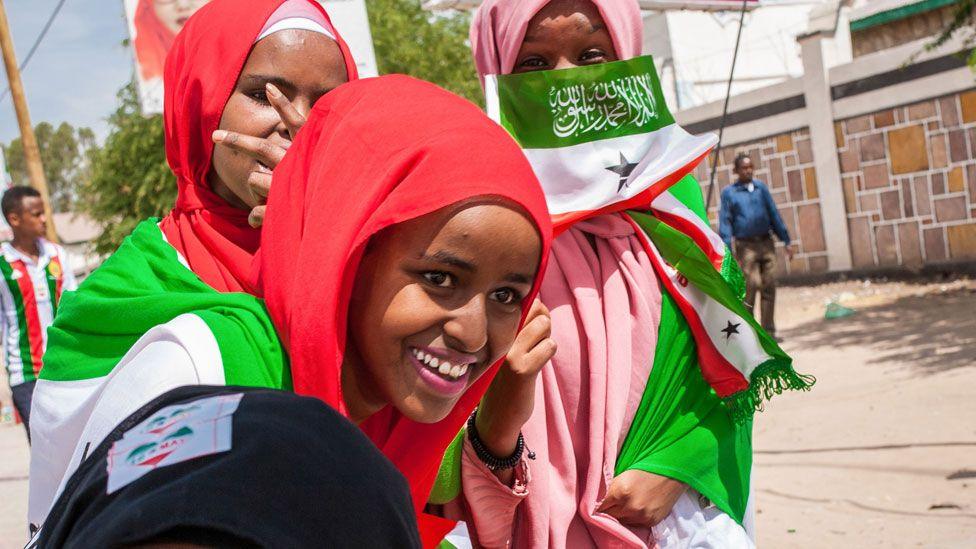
[40,220,288,389]
[485,56,813,421]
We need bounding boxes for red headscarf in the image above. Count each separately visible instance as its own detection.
[257,75,553,545]
[159,0,358,293]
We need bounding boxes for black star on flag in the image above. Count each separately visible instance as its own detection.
[721,321,741,341]
[605,152,639,192]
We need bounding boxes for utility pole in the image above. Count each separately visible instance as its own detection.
[0,0,58,243]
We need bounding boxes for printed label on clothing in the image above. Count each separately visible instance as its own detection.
[106,393,242,494]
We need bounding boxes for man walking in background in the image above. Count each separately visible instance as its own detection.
[719,153,793,340]
[0,187,76,440]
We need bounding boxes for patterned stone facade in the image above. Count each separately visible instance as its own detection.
[693,127,828,276]
[689,89,976,277]
[836,91,976,270]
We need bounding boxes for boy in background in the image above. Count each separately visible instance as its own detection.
[0,186,76,439]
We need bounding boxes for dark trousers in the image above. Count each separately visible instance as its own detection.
[734,236,777,336]
[11,379,36,441]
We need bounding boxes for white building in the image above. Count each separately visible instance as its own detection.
[643,1,828,110]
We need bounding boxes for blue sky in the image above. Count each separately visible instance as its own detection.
[0,0,132,144]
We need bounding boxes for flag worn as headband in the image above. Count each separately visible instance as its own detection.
[160,0,358,293]
[256,75,553,546]
[485,57,813,419]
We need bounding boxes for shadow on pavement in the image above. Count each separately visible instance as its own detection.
[779,287,976,374]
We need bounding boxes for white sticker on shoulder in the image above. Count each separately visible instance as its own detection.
[105,393,243,494]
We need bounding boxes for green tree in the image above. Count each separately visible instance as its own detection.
[366,0,483,105]
[79,82,174,254]
[3,122,97,212]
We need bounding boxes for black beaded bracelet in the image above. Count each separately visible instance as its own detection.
[466,408,525,471]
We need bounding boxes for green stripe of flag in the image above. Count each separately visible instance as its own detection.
[492,56,675,149]
[0,259,36,382]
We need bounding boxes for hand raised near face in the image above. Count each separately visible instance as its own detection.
[476,299,555,469]
[212,83,307,228]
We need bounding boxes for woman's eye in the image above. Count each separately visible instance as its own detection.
[519,57,548,68]
[247,90,269,104]
[490,288,521,305]
[580,49,607,63]
[423,271,453,288]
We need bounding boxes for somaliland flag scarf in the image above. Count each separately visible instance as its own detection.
[485,56,813,421]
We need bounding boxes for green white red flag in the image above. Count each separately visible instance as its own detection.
[485,57,812,419]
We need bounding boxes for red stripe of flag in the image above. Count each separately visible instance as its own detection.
[11,261,45,376]
[550,148,712,236]
[624,214,749,397]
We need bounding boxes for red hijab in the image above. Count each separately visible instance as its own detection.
[257,75,553,545]
[159,0,358,293]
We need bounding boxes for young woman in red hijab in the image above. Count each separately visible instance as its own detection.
[29,75,553,548]
[29,0,357,529]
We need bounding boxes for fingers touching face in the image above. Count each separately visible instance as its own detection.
[514,0,618,74]
[344,203,543,425]
[209,30,348,210]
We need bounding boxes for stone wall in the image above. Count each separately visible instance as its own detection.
[693,127,829,276]
[850,5,955,58]
[836,91,976,270]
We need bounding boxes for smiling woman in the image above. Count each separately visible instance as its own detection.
[345,201,542,424]
[27,72,553,547]
[258,76,554,545]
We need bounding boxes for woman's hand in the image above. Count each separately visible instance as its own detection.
[212,83,307,227]
[475,299,555,484]
[597,470,686,527]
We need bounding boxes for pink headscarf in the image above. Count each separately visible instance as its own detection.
[470,0,642,85]
[463,2,667,547]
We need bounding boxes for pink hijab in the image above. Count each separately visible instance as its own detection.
[469,1,666,547]
[470,0,642,83]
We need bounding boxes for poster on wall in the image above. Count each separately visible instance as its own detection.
[122,0,379,114]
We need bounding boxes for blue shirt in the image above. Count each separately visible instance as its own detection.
[718,179,791,248]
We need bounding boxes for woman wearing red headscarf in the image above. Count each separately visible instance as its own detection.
[30,73,554,548]
[28,0,357,529]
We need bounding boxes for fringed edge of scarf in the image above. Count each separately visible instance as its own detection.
[723,359,817,424]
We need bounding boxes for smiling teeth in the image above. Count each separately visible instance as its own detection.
[413,348,468,380]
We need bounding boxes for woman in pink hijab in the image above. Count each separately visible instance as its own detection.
[443,0,756,547]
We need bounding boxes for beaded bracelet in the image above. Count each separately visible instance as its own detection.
[466,408,526,471]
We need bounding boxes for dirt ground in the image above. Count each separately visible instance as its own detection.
[753,277,976,547]
[0,278,973,547]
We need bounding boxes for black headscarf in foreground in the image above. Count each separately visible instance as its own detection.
[36,386,421,548]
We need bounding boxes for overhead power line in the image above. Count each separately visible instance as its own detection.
[0,0,69,104]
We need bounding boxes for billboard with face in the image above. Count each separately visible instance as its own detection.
[122,0,378,113]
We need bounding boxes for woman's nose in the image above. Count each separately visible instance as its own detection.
[553,57,580,71]
[443,295,489,354]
